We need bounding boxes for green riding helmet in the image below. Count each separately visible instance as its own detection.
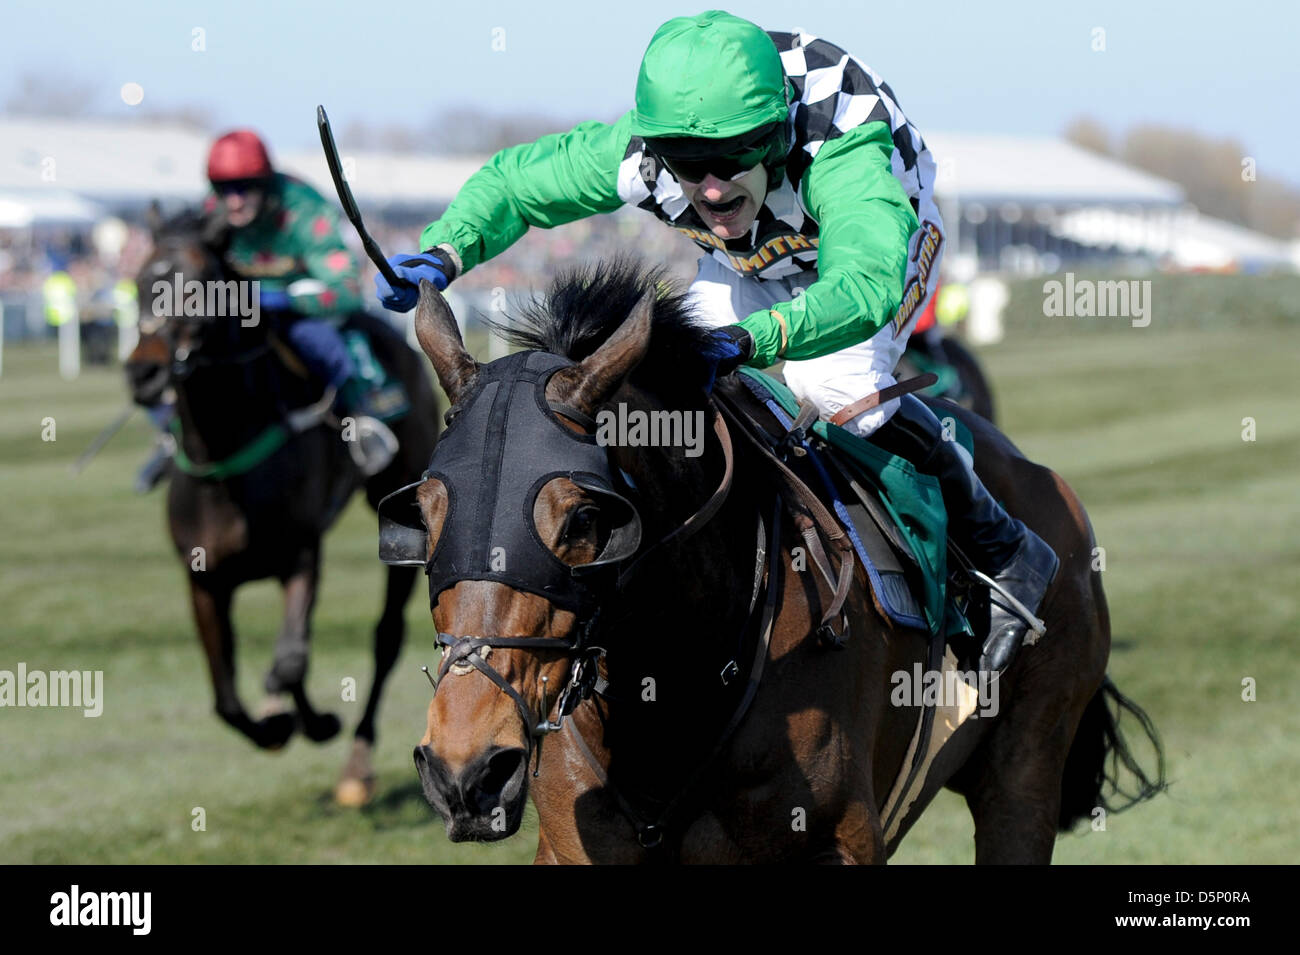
[632,10,793,173]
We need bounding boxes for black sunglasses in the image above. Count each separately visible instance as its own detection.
[649,123,787,184]
[659,149,771,184]
[212,178,266,196]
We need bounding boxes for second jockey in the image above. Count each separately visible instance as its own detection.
[140,129,398,484]
[375,11,1058,675]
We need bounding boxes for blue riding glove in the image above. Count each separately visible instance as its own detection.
[374,251,451,312]
[700,324,756,392]
[258,287,294,312]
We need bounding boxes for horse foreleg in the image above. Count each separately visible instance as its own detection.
[190,578,241,725]
[355,564,415,743]
[335,564,416,808]
[266,553,341,744]
[266,553,318,693]
[190,576,294,749]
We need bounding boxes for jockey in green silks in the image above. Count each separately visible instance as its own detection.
[375,10,1058,676]
[137,130,398,488]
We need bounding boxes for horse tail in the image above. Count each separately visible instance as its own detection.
[1058,675,1167,831]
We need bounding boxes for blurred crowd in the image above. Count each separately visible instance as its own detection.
[0,224,152,310]
[360,208,702,310]
[0,206,701,335]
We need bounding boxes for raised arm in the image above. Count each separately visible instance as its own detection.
[419,112,635,274]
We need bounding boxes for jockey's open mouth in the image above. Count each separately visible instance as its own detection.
[701,194,747,219]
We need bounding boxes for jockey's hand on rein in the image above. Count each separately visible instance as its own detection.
[374,252,451,312]
[701,324,755,392]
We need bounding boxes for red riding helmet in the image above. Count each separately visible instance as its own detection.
[206,130,273,183]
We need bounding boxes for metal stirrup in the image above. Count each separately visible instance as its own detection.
[968,569,1047,642]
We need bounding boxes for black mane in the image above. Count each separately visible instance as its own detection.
[490,257,716,401]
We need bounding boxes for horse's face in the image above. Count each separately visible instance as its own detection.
[405,280,651,843]
[412,475,610,841]
[124,216,230,400]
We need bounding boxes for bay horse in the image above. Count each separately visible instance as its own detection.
[124,209,441,805]
[396,262,1162,862]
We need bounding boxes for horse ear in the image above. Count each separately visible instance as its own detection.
[414,279,478,405]
[551,288,654,416]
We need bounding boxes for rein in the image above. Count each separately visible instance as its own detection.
[712,389,857,646]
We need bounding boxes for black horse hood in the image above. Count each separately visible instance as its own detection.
[378,350,640,613]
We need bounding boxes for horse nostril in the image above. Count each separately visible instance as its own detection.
[463,747,526,815]
[413,744,444,806]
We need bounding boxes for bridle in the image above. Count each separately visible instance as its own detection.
[394,349,867,850]
[429,610,607,740]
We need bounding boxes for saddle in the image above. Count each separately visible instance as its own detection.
[713,369,974,645]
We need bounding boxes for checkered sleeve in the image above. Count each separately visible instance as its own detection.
[739,120,918,365]
[419,113,631,274]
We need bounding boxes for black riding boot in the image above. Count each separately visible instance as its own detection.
[868,395,1059,675]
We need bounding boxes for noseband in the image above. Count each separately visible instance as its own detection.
[431,609,606,739]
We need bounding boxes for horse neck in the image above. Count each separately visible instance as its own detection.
[597,388,767,755]
[173,352,282,466]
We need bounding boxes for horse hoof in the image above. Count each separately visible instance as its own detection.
[302,712,342,743]
[335,739,377,808]
[255,712,296,750]
[334,776,375,808]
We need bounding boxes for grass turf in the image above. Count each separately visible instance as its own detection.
[1,305,1297,864]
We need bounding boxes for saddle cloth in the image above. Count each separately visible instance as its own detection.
[733,368,971,640]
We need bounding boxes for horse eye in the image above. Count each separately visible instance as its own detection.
[566,506,599,538]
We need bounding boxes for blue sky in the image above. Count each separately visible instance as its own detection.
[3,0,1296,184]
